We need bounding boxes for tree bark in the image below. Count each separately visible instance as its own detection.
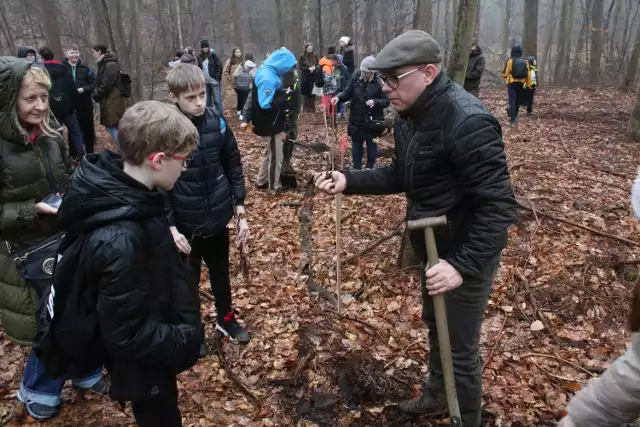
[628,84,640,141]
[39,0,63,58]
[232,0,244,52]
[413,0,433,33]
[291,0,304,56]
[176,0,184,48]
[554,0,570,84]
[114,0,132,72]
[317,0,323,54]
[621,11,640,89]
[541,0,557,86]
[99,0,118,54]
[363,0,374,54]
[589,0,604,85]
[523,0,539,58]
[274,0,286,47]
[339,0,353,39]
[434,0,441,39]
[130,0,143,101]
[448,0,479,85]
[503,0,512,58]
[0,1,15,55]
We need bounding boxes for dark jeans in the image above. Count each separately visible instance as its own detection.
[76,100,96,154]
[235,88,250,112]
[508,82,525,123]
[205,83,222,113]
[131,378,181,427]
[420,259,499,427]
[303,94,316,112]
[62,112,85,158]
[522,87,536,113]
[352,136,377,170]
[185,228,232,320]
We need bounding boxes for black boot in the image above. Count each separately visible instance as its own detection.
[397,378,447,415]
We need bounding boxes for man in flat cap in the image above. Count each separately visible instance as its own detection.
[314,30,516,427]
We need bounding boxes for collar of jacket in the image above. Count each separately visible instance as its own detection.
[399,72,448,122]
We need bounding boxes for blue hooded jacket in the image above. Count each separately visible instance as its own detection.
[254,48,297,109]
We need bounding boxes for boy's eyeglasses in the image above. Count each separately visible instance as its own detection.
[379,68,421,89]
[147,153,191,168]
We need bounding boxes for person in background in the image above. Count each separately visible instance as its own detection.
[557,174,640,427]
[282,67,301,175]
[39,46,85,160]
[522,55,537,116]
[331,55,388,170]
[335,54,351,119]
[92,43,125,147]
[299,43,318,113]
[64,44,96,155]
[315,30,516,427]
[0,56,108,421]
[233,53,256,121]
[17,47,37,63]
[502,44,532,126]
[338,36,356,74]
[224,47,244,117]
[198,40,223,112]
[319,49,338,122]
[464,43,485,98]
[241,48,297,195]
[169,50,183,68]
[54,101,201,427]
[166,64,251,349]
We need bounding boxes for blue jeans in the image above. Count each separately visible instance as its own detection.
[62,113,85,157]
[352,136,377,170]
[338,103,347,117]
[106,126,119,149]
[19,351,103,407]
[206,83,222,113]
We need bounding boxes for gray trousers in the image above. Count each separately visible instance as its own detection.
[420,259,498,427]
[256,134,283,190]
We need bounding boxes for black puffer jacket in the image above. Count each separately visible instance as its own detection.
[168,108,245,236]
[42,60,77,120]
[63,58,95,108]
[337,71,389,140]
[57,151,201,402]
[343,73,517,280]
[464,46,486,92]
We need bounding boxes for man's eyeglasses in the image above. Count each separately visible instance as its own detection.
[147,153,191,168]
[379,68,421,89]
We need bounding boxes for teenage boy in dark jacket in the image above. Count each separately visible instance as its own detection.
[53,101,202,426]
[282,68,301,175]
[39,46,85,159]
[64,45,96,154]
[166,64,251,346]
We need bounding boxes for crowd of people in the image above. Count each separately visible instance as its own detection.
[0,28,634,427]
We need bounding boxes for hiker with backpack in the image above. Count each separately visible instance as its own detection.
[233,53,257,121]
[502,45,532,126]
[522,55,537,116]
[299,44,318,113]
[39,46,85,160]
[0,56,108,421]
[92,44,126,147]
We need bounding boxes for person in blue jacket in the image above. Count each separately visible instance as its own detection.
[241,47,297,194]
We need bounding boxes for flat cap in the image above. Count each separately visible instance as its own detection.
[370,30,442,70]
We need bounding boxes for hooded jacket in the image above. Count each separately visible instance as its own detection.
[42,59,78,120]
[56,151,201,401]
[248,48,297,136]
[0,57,73,345]
[168,108,245,236]
[343,73,516,280]
[94,52,126,127]
[502,45,532,86]
[17,47,36,59]
[464,46,486,92]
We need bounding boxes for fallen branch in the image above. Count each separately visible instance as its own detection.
[215,333,260,405]
[517,203,640,246]
[613,259,640,268]
[328,309,380,335]
[342,222,404,266]
[384,338,423,369]
[521,353,598,378]
[200,289,215,302]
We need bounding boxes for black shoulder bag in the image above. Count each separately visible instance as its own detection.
[8,146,64,297]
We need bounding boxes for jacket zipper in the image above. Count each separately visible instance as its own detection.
[12,236,63,262]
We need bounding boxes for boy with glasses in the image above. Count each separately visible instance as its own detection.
[314,30,516,427]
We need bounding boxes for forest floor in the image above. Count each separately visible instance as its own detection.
[1,85,640,427]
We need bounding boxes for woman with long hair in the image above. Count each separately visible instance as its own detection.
[299,43,318,113]
[0,56,107,420]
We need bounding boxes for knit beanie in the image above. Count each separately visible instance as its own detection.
[360,56,376,72]
[200,39,210,48]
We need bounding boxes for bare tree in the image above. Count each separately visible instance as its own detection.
[0,2,15,54]
[621,15,640,90]
[554,0,575,85]
[590,0,604,85]
[130,0,143,101]
[363,0,374,54]
[541,0,557,85]
[448,0,479,85]
[503,0,512,58]
[274,0,286,47]
[523,0,539,58]
[413,0,433,33]
[316,0,323,53]
[39,0,63,57]
[629,84,640,141]
[290,0,304,55]
[339,0,353,38]
[232,0,244,52]
[175,0,183,48]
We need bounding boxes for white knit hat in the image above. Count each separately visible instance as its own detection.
[339,36,351,46]
[360,56,376,72]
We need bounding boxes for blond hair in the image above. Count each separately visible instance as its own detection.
[16,66,60,140]
[166,63,205,96]
[118,100,198,166]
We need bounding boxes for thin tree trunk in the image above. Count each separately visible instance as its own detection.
[99,0,118,53]
[608,0,621,62]
[571,0,590,83]
[444,0,451,62]
[317,0,323,54]
[523,0,539,58]
[130,0,143,101]
[413,0,432,33]
[363,0,374,54]
[628,85,640,141]
[541,0,557,86]
[621,12,640,89]
[434,0,441,38]
[0,1,15,54]
[91,0,107,43]
[503,0,512,58]
[232,0,244,52]
[554,0,569,84]
[291,0,304,56]
[274,0,286,47]
[114,0,132,71]
[39,0,63,58]
[176,0,184,48]
[448,0,479,85]
[339,0,353,38]
[589,0,604,85]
